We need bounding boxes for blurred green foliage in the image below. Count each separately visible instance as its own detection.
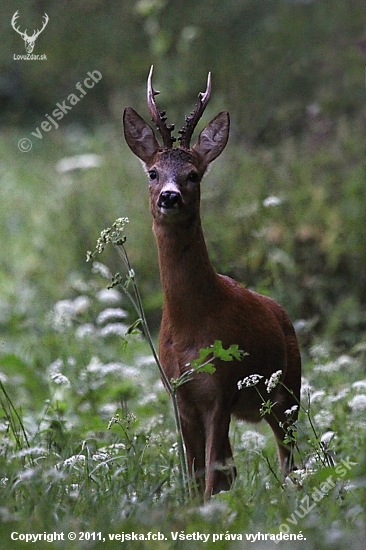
[1,0,366,139]
[1,114,365,346]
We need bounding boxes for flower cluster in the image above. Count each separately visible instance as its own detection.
[237,374,263,390]
[265,370,282,393]
[284,405,299,416]
[87,217,129,260]
[237,370,283,393]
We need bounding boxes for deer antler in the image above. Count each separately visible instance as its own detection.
[178,72,211,149]
[147,65,176,149]
[11,11,26,38]
[32,13,49,40]
[11,11,49,40]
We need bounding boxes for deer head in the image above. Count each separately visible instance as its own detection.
[11,11,49,54]
[123,66,230,225]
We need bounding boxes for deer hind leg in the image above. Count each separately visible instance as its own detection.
[180,417,206,497]
[266,414,296,476]
[266,333,301,476]
[265,394,299,476]
[204,411,236,500]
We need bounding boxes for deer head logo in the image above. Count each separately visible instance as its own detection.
[11,11,49,54]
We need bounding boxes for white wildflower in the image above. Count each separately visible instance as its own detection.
[47,359,71,387]
[326,388,349,403]
[50,372,71,388]
[263,195,282,208]
[237,374,263,390]
[96,288,122,304]
[169,442,178,455]
[56,154,103,173]
[0,371,8,383]
[313,410,334,429]
[49,300,74,330]
[11,447,47,459]
[309,390,326,403]
[84,358,134,380]
[136,355,156,367]
[314,355,357,373]
[103,443,126,453]
[63,455,86,467]
[265,370,282,393]
[284,405,298,416]
[321,431,336,446]
[92,261,112,279]
[120,366,140,381]
[239,430,267,450]
[18,468,39,481]
[66,485,80,499]
[48,358,63,376]
[352,380,366,391]
[96,308,128,325]
[48,296,91,331]
[113,217,129,231]
[91,452,110,462]
[75,323,96,339]
[348,394,366,412]
[309,343,330,361]
[99,323,128,337]
[70,276,91,294]
[99,403,119,417]
[84,356,104,374]
[138,392,158,406]
[300,377,313,399]
[72,295,91,315]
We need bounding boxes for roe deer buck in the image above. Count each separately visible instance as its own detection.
[123,66,301,499]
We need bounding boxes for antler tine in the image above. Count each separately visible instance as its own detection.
[178,72,212,149]
[11,10,19,26]
[11,11,25,37]
[147,65,175,149]
[35,13,49,37]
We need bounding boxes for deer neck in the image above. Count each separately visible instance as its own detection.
[153,216,220,324]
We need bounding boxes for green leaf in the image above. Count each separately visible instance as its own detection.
[189,341,247,371]
[212,341,245,362]
[126,318,143,335]
[195,363,216,374]
[189,346,214,369]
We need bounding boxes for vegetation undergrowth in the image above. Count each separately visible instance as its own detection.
[1,127,366,548]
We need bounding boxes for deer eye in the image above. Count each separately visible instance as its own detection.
[187,171,199,183]
[148,169,158,181]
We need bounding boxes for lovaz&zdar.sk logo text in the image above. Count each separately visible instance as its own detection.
[12,10,48,60]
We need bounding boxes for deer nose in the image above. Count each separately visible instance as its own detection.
[158,191,182,209]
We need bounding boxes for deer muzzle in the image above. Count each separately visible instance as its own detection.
[158,190,183,211]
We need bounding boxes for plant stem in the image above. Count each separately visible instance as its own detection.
[114,242,189,500]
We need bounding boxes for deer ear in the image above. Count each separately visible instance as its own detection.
[123,107,160,163]
[193,111,230,166]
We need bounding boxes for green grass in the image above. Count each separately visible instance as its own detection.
[1,125,366,548]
